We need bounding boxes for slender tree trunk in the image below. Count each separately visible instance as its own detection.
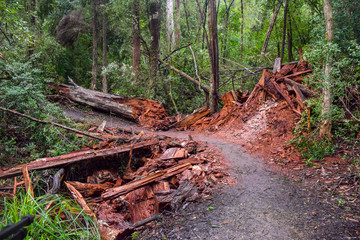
[91,0,100,90]
[148,0,162,97]
[240,0,244,58]
[280,0,288,63]
[287,15,293,61]
[183,0,191,35]
[222,0,235,64]
[102,0,108,93]
[261,0,283,57]
[320,0,334,139]
[166,0,175,50]
[132,0,141,73]
[208,0,219,114]
[175,0,181,44]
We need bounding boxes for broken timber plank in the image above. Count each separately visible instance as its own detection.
[65,181,95,217]
[282,78,315,97]
[0,139,159,179]
[22,166,34,197]
[269,78,301,115]
[102,163,192,200]
[221,90,237,106]
[172,106,210,129]
[292,85,306,109]
[276,69,312,81]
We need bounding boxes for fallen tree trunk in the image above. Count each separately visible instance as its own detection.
[59,83,170,129]
[0,139,159,179]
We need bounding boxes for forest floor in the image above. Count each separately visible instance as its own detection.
[62,104,360,240]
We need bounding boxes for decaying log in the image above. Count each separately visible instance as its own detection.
[292,85,306,109]
[172,106,210,129]
[0,106,105,141]
[0,139,159,179]
[102,163,192,200]
[59,84,170,129]
[273,57,282,73]
[269,77,299,115]
[124,185,159,223]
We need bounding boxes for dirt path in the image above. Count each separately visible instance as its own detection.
[62,107,360,239]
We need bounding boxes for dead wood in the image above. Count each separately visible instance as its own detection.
[48,168,65,194]
[282,78,315,97]
[102,163,192,200]
[22,166,34,197]
[0,139,159,179]
[0,106,105,141]
[65,181,95,217]
[172,106,210,129]
[66,181,112,197]
[132,214,160,228]
[277,69,312,81]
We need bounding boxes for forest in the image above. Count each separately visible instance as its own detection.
[1,0,360,239]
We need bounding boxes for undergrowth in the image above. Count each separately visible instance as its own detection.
[0,192,100,239]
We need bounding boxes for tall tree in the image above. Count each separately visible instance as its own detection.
[261,0,283,57]
[221,0,235,62]
[319,0,334,139]
[148,0,162,97]
[166,0,175,50]
[287,15,293,61]
[132,0,141,73]
[102,0,108,93]
[280,0,289,63]
[174,0,181,44]
[208,0,219,114]
[240,0,244,58]
[91,0,100,90]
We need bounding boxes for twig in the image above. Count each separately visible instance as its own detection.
[132,214,160,228]
[0,106,105,141]
[220,57,255,75]
[340,97,360,122]
[162,43,193,62]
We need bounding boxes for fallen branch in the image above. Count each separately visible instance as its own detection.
[0,106,105,141]
[340,97,360,122]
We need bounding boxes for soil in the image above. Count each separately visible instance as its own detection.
[62,104,360,240]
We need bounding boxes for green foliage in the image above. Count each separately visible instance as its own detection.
[0,192,100,239]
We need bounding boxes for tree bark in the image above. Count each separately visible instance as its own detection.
[261,0,283,57]
[208,0,219,114]
[148,0,162,97]
[132,0,141,74]
[287,15,293,61]
[319,0,334,139]
[174,0,181,44]
[240,0,244,58]
[166,0,175,50]
[280,0,288,63]
[91,0,100,90]
[102,0,108,93]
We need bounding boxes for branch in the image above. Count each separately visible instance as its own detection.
[158,58,210,94]
[340,97,360,122]
[188,45,201,90]
[0,106,105,141]
[162,43,193,62]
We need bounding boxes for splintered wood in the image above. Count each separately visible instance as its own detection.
[1,132,227,240]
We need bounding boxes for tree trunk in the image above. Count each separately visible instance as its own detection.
[174,0,181,44]
[208,0,219,114]
[319,0,334,139]
[102,0,108,93]
[166,0,175,50]
[280,0,288,63]
[148,0,162,97]
[240,0,244,58]
[221,0,235,63]
[261,0,283,57]
[91,0,100,90]
[132,0,141,73]
[287,15,293,61]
